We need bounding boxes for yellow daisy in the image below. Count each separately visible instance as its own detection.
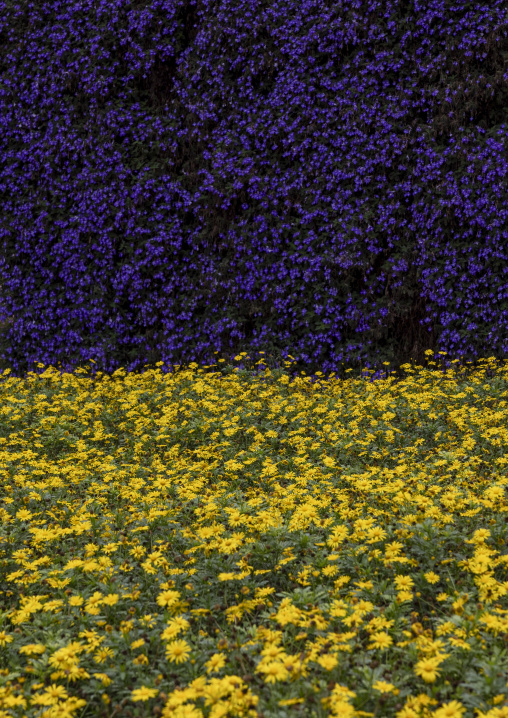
[166,640,191,664]
[432,700,466,718]
[0,632,14,647]
[317,654,338,670]
[205,652,226,674]
[424,572,440,584]
[373,680,398,694]
[131,686,158,702]
[369,631,393,650]
[18,643,45,655]
[258,661,289,683]
[414,657,441,683]
[31,684,69,706]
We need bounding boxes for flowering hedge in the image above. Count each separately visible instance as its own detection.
[0,0,507,383]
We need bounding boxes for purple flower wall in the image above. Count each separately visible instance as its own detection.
[0,0,507,383]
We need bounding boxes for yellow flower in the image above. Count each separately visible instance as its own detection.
[166,640,191,664]
[130,639,145,650]
[31,684,68,706]
[329,699,356,717]
[102,594,119,606]
[257,661,289,683]
[385,541,404,558]
[468,529,491,544]
[327,525,349,549]
[94,647,115,664]
[322,565,339,577]
[0,632,13,647]
[161,625,182,641]
[368,631,393,650]
[93,673,112,686]
[103,542,119,554]
[394,575,414,591]
[414,657,441,683]
[373,680,398,694]
[48,641,85,671]
[397,706,420,718]
[19,643,46,655]
[157,590,181,608]
[217,537,243,554]
[85,591,104,614]
[261,643,285,660]
[397,590,414,603]
[131,686,158,702]
[355,580,374,590]
[432,700,466,718]
[3,695,27,708]
[281,653,306,677]
[367,527,387,543]
[205,652,226,674]
[424,572,440,584]
[130,546,147,559]
[165,704,204,718]
[16,509,33,521]
[161,617,190,642]
[317,654,338,670]
[68,596,84,606]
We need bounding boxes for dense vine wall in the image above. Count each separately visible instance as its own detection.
[0,0,507,382]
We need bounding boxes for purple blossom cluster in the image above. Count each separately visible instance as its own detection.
[0,0,507,384]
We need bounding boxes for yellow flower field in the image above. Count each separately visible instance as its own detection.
[1,350,508,718]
